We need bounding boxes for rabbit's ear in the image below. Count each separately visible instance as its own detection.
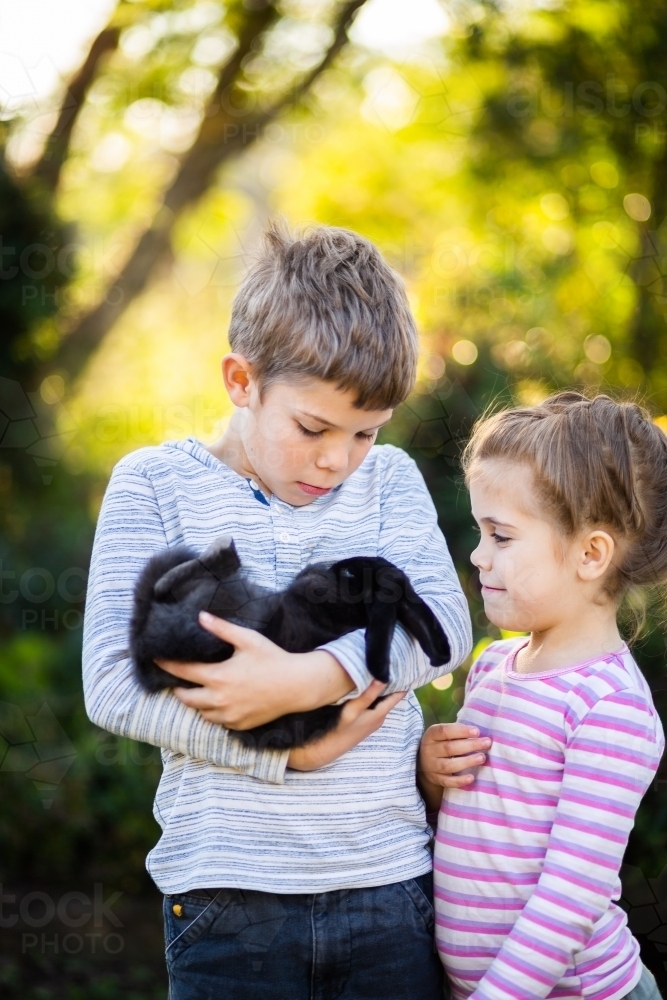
[199,534,241,577]
[154,558,202,600]
[364,599,397,683]
[396,593,451,666]
[154,537,240,600]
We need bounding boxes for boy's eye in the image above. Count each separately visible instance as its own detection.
[297,423,324,438]
[296,423,377,442]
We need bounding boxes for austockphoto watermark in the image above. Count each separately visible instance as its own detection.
[5,70,329,167]
[0,562,87,631]
[0,377,229,479]
[0,233,540,293]
[507,77,667,120]
[0,221,653,302]
[95,733,161,767]
[0,701,76,808]
[381,236,544,283]
[620,863,667,969]
[1,233,132,288]
[0,884,125,956]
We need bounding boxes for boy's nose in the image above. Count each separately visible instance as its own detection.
[315,447,349,473]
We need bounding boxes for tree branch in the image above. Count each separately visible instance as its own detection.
[40,0,369,386]
[32,26,120,192]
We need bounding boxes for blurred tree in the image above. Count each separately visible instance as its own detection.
[454,0,667,402]
[2,0,667,992]
[0,0,371,900]
[4,0,370,393]
[270,4,667,981]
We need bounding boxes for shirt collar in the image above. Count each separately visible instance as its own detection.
[162,436,344,509]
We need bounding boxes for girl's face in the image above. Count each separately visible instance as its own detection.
[468,459,593,634]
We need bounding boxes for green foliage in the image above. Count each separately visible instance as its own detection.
[1,0,667,992]
[0,158,70,377]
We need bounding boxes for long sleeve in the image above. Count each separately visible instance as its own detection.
[82,462,289,783]
[468,689,664,1000]
[318,449,472,696]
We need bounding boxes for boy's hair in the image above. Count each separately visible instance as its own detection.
[462,391,667,611]
[228,220,418,410]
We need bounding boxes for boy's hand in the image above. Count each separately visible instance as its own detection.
[417,723,492,812]
[153,610,355,729]
[288,680,407,771]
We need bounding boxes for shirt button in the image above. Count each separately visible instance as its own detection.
[279,532,291,543]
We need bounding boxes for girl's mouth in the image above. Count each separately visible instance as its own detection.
[481,584,505,593]
[297,481,332,496]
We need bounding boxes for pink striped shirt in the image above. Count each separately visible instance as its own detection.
[434,638,664,1000]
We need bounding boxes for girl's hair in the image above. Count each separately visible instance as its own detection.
[462,391,667,626]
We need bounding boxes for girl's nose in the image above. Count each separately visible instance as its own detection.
[470,542,489,571]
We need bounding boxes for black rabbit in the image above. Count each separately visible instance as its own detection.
[129,534,451,749]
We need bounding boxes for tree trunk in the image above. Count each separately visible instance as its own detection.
[34,0,367,391]
[32,27,120,192]
[628,139,667,380]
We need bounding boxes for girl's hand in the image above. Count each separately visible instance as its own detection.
[288,681,407,771]
[418,723,492,811]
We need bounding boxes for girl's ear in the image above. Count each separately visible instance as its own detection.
[578,529,616,583]
[222,354,255,407]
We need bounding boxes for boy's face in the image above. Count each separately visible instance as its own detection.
[233,372,393,506]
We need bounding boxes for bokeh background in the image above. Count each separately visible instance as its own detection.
[0,0,666,995]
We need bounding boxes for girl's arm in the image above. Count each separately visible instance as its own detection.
[466,689,663,1000]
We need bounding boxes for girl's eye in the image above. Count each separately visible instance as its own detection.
[357,431,377,441]
[297,423,323,438]
[491,532,510,544]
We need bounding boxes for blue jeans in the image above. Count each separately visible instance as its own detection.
[623,964,663,1000]
[163,871,445,1000]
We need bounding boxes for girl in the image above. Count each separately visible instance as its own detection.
[419,392,665,1000]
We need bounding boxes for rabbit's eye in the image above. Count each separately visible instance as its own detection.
[340,569,354,579]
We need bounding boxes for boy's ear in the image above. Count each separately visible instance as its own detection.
[222,354,255,407]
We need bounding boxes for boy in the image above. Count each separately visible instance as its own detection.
[82,221,479,1000]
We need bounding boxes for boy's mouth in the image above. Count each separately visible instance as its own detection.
[297,481,333,496]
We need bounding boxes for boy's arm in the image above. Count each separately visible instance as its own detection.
[82,462,289,783]
[317,449,473,697]
[464,691,663,1000]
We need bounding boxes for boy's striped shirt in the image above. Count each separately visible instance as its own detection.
[82,437,472,894]
[434,638,664,1000]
